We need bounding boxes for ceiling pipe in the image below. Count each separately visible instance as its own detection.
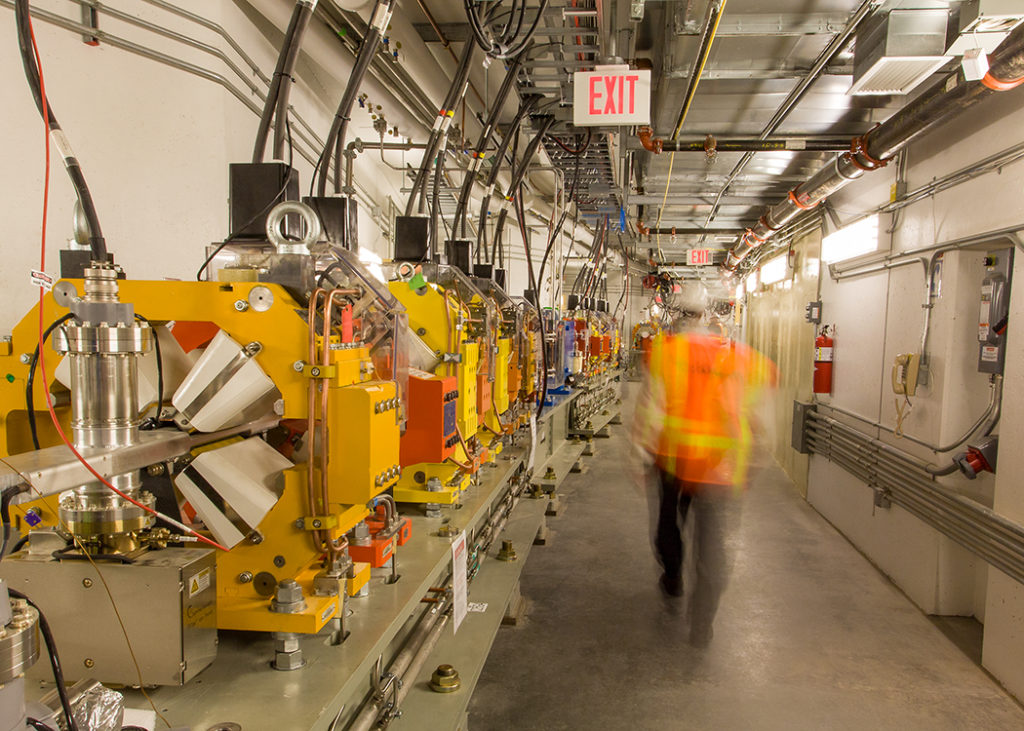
[637,129,852,153]
[724,24,1024,270]
[703,0,880,227]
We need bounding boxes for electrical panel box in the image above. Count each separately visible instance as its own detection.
[792,401,814,454]
[329,380,401,505]
[0,548,217,686]
[445,239,472,274]
[457,342,480,437]
[400,369,458,466]
[978,248,1014,374]
[229,162,299,239]
[394,215,430,261]
[304,195,358,250]
[477,372,492,418]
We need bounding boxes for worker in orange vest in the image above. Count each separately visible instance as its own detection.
[634,285,776,646]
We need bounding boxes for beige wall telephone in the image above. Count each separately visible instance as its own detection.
[891,353,920,396]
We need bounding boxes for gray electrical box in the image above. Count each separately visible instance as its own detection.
[978,248,1013,374]
[0,547,217,686]
[792,401,815,454]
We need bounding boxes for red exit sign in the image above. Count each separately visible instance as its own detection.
[573,66,651,126]
[686,248,713,266]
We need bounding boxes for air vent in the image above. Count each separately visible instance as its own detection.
[849,56,950,95]
[850,9,950,96]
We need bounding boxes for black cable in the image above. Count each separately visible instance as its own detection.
[8,588,79,731]
[315,0,392,196]
[26,313,76,450]
[537,133,584,287]
[198,119,295,281]
[15,0,106,261]
[252,0,314,163]
[1,485,30,561]
[27,720,57,731]
[10,534,30,555]
[134,315,164,430]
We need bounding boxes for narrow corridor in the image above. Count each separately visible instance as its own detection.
[470,402,1024,730]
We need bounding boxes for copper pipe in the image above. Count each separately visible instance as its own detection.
[307,288,329,554]
[321,288,354,561]
[637,126,663,154]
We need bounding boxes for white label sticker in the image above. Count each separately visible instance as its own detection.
[31,270,54,292]
[187,567,212,597]
[467,602,488,613]
[527,414,538,472]
[321,600,337,622]
[49,129,74,161]
[981,345,999,362]
[451,531,468,633]
[814,347,833,362]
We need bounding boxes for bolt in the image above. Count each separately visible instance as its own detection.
[82,578,93,588]
[234,299,249,312]
[273,555,286,568]
[310,367,321,377]
[19,353,31,364]
[238,572,253,584]
[84,658,94,668]
[293,361,305,372]
[147,463,166,477]
[312,519,322,528]
[294,519,305,529]
[249,531,264,545]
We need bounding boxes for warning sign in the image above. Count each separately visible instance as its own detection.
[188,567,212,597]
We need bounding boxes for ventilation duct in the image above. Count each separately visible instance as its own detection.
[849,9,951,95]
[946,0,1024,56]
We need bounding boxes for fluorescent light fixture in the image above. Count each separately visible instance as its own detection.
[745,269,759,292]
[822,215,880,263]
[760,254,789,285]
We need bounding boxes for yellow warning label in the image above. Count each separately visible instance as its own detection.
[187,567,212,597]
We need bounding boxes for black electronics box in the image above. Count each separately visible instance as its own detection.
[567,294,579,310]
[304,195,358,250]
[474,264,492,279]
[524,289,538,307]
[445,239,472,274]
[59,250,115,278]
[494,268,506,289]
[394,216,430,261]
[229,162,299,239]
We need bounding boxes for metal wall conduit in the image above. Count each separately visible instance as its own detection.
[803,410,1024,586]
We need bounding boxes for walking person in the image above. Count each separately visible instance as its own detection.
[633,286,777,646]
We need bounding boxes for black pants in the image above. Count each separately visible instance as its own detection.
[655,469,732,632]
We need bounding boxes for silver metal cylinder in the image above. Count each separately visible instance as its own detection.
[52,265,154,539]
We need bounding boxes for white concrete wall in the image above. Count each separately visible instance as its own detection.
[796,84,1024,697]
[0,0,576,333]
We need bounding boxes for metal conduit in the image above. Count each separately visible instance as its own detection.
[813,374,1001,455]
[805,432,1024,586]
[809,431,1024,582]
[726,23,1024,268]
[802,412,1024,586]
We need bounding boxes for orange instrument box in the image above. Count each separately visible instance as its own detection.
[400,368,459,466]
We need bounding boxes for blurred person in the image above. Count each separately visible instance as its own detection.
[633,285,777,647]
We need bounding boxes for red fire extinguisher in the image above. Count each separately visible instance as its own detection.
[814,325,833,394]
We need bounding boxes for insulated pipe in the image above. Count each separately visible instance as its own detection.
[726,23,1024,269]
[252,0,316,163]
[669,0,727,140]
[322,0,394,194]
[404,40,477,216]
[706,0,879,230]
[637,129,852,153]
[453,53,526,236]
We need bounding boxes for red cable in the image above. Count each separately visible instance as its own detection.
[26,17,227,553]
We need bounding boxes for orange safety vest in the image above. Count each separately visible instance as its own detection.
[646,332,776,490]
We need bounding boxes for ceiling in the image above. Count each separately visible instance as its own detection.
[401,0,992,263]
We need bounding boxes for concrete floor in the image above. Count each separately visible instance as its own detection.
[469,414,1024,730]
